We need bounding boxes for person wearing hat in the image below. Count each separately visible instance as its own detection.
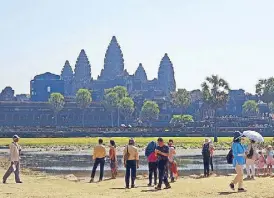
[229,132,246,192]
[123,138,139,189]
[3,135,22,184]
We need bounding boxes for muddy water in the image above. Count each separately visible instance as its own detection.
[0,151,235,177]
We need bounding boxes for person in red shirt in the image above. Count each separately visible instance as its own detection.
[145,141,157,186]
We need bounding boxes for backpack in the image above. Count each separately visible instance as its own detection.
[202,143,210,157]
[226,149,233,164]
[145,141,156,157]
[246,146,254,159]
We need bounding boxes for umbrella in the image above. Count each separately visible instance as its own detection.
[243,130,264,143]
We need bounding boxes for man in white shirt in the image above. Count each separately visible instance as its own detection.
[3,135,22,184]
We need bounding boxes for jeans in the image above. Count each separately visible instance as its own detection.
[3,161,21,182]
[158,160,169,187]
[246,158,255,177]
[125,160,136,187]
[148,162,157,185]
[168,161,174,180]
[91,158,105,180]
[232,165,244,188]
[210,156,214,171]
[203,156,210,176]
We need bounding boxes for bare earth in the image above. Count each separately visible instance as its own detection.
[0,168,273,198]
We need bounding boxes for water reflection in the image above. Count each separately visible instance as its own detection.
[1,152,235,177]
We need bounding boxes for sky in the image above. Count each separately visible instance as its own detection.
[1,0,274,94]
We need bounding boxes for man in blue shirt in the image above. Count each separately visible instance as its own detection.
[155,137,171,190]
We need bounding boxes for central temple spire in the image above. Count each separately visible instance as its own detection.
[99,36,124,80]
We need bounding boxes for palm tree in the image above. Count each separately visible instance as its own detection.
[201,75,230,142]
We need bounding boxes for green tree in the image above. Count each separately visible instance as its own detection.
[48,93,65,125]
[256,77,274,104]
[172,89,191,115]
[105,86,128,100]
[103,92,119,127]
[76,89,92,127]
[242,100,258,117]
[140,100,160,126]
[201,75,230,142]
[170,114,194,127]
[119,97,135,124]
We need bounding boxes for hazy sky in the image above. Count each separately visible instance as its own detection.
[1,0,274,94]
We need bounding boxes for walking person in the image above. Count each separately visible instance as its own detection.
[123,138,139,189]
[245,140,257,180]
[202,138,211,177]
[109,140,117,179]
[3,135,23,184]
[168,139,176,182]
[145,141,157,186]
[229,132,246,192]
[155,137,171,190]
[90,138,106,183]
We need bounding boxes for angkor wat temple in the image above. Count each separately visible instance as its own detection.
[60,36,176,101]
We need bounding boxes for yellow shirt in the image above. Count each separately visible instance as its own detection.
[93,144,106,160]
[123,145,139,161]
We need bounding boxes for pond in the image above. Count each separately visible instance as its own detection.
[0,151,235,178]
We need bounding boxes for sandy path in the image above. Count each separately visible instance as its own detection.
[0,168,273,198]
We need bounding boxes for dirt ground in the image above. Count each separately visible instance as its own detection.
[0,168,273,198]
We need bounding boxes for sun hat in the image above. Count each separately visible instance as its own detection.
[233,131,243,141]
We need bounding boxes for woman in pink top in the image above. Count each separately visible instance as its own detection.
[255,151,265,176]
[145,141,158,186]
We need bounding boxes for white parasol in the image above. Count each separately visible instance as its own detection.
[243,130,264,143]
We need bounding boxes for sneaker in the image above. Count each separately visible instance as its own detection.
[147,183,152,187]
[164,185,171,189]
[125,186,130,189]
[3,180,6,184]
[155,186,161,190]
[229,183,235,190]
[89,178,94,183]
[131,185,136,188]
[238,188,246,192]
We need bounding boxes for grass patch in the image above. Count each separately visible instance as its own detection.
[0,137,273,149]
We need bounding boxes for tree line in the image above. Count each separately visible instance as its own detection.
[48,74,274,126]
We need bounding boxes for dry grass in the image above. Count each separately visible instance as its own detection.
[0,166,274,198]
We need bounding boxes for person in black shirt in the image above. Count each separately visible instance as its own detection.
[155,137,171,190]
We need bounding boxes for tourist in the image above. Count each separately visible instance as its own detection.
[202,138,211,177]
[123,138,139,189]
[145,141,157,186]
[168,139,176,182]
[266,145,274,176]
[245,140,257,180]
[155,137,171,190]
[109,140,117,179]
[3,135,22,184]
[90,138,106,183]
[229,132,246,192]
[255,151,266,176]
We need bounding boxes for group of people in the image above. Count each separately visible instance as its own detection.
[2,134,273,193]
[229,132,274,192]
[90,137,177,190]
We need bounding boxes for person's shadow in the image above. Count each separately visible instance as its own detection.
[218,191,245,195]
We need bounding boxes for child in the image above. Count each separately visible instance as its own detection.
[266,145,274,176]
[256,151,265,176]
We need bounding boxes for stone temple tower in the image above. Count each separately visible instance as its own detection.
[99,36,124,80]
[72,49,92,94]
[61,60,74,96]
[134,63,147,82]
[157,53,176,94]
